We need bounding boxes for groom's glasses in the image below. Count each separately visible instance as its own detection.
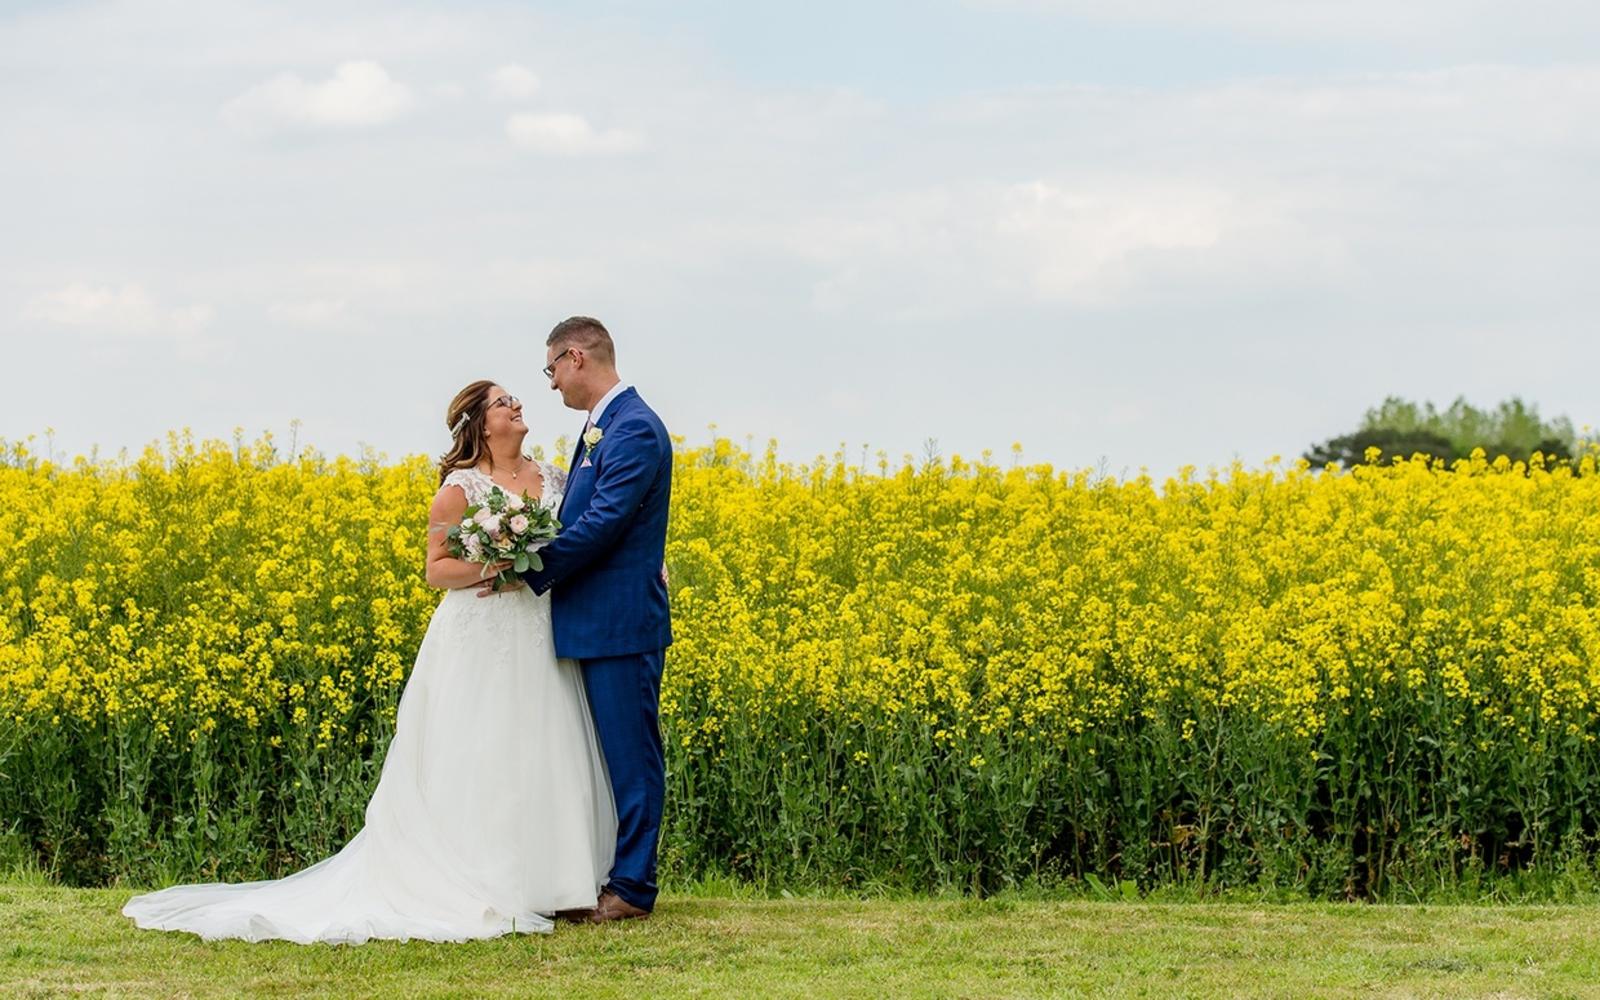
[542,348,575,379]
[488,394,521,410]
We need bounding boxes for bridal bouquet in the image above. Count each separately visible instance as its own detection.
[445,486,561,590]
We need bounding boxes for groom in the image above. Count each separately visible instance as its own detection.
[520,316,673,924]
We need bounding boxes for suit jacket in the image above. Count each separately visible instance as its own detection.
[524,387,673,659]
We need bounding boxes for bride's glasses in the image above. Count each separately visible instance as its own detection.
[488,394,521,411]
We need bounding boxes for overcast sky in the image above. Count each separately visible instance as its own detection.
[3,0,1596,475]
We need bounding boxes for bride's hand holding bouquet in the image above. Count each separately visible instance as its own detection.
[446,485,561,592]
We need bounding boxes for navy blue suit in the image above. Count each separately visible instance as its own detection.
[524,386,672,911]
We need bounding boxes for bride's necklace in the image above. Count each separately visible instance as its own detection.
[483,454,533,481]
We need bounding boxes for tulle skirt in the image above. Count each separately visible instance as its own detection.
[123,587,616,943]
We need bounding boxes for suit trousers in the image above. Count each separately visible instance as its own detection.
[581,649,666,911]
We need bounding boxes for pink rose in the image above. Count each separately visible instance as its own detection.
[508,514,530,535]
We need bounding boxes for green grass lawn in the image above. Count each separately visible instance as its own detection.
[5,877,1600,998]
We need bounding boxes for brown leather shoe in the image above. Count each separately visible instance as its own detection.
[583,889,650,924]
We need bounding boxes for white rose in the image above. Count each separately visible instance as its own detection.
[508,514,530,535]
[506,493,526,512]
[473,507,494,525]
[482,514,503,537]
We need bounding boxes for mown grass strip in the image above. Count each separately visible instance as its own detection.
[4,881,1600,998]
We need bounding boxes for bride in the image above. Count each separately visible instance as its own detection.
[123,380,616,942]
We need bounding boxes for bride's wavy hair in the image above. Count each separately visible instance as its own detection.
[438,379,501,485]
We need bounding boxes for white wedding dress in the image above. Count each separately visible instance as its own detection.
[123,463,616,943]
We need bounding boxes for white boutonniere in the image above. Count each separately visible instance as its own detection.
[583,426,604,449]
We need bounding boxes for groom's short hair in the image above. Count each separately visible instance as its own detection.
[548,316,615,367]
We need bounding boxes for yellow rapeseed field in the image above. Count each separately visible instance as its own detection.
[3,432,1600,896]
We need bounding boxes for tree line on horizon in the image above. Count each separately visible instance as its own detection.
[1305,396,1580,468]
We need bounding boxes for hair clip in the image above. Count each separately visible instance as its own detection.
[449,412,469,438]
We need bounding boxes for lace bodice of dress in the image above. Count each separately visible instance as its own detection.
[442,461,564,511]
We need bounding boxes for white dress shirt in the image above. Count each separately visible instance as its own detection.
[587,382,631,429]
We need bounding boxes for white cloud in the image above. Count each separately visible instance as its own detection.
[22,282,213,337]
[20,281,216,355]
[744,172,1334,318]
[504,111,642,155]
[838,65,1596,311]
[968,0,1600,43]
[165,303,216,333]
[268,297,349,327]
[488,64,540,101]
[223,60,414,132]
[996,180,1232,304]
[23,282,155,326]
